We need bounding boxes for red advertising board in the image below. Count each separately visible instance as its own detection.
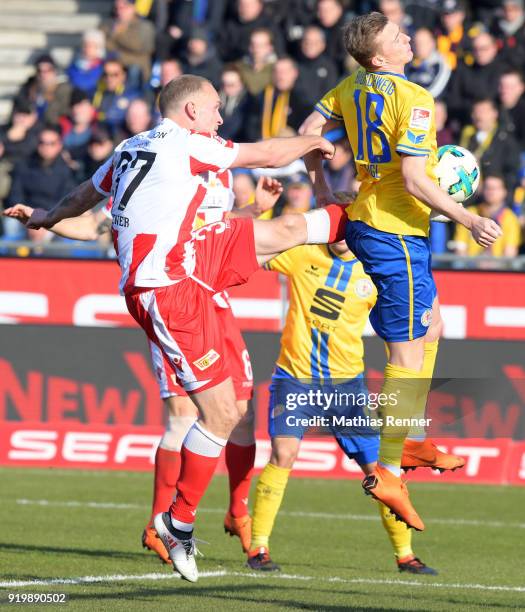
[1,258,525,338]
[0,421,522,485]
[0,259,283,332]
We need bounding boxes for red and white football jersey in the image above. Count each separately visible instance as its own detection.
[194,169,234,226]
[91,118,239,294]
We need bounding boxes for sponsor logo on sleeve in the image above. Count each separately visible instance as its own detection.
[409,107,431,131]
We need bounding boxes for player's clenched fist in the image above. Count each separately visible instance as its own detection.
[470,215,503,248]
[318,137,335,160]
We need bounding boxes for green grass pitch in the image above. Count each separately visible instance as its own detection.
[1,467,524,611]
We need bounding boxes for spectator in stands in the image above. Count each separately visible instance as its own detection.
[159,58,183,87]
[218,66,249,141]
[281,0,318,51]
[66,30,106,97]
[234,28,276,96]
[379,0,415,36]
[156,0,227,60]
[81,126,114,180]
[232,170,256,208]
[498,69,525,149]
[149,58,183,120]
[447,32,509,125]
[114,98,153,142]
[511,168,525,247]
[406,28,451,98]
[296,25,339,107]
[60,90,97,170]
[491,0,525,68]
[92,59,140,136]
[0,101,41,215]
[281,172,314,215]
[405,0,441,31]
[473,0,506,26]
[243,57,311,141]
[435,99,455,146]
[436,0,473,71]
[15,54,73,125]
[0,101,41,167]
[4,126,76,241]
[101,0,155,87]
[181,27,223,89]
[454,173,521,257]
[324,138,357,196]
[314,0,348,73]
[460,98,521,191]
[219,0,284,63]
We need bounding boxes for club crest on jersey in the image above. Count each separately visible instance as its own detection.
[355,278,374,298]
[421,309,433,327]
[193,349,220,371]
[409,107,431,131]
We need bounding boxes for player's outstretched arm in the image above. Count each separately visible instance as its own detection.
[252,203,347,265]
[401,155,502,247]
[25,179,105,230]
[300,110,340,205]
[4,204,110,240]
[233,135,334,170]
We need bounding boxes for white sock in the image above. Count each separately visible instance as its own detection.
[182,421,227,457]
[302,208,331,243]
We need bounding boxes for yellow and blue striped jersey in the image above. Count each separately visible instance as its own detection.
[315,69,438,237]
[267,244,377,379]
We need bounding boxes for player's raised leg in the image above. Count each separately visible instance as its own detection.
[334,434,437,575]
[251,202,348,266]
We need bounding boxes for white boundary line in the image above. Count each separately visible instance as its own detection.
[0,570,524,593]
[14,499,525,530]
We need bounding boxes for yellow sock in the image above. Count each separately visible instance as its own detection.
[379,502,413,560]
[407,340,439,441]
[422,340,439,379]
[251,463,291,551]
[379,362,424,471]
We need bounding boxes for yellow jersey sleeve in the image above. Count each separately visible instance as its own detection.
[315,84,344,122]
[396,89,435,157]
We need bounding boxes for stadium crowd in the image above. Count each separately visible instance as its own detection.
[0,0,524,256]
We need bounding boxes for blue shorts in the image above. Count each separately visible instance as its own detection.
[268,367,379,466]
[345,221,437,342]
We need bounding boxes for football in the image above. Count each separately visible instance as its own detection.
[435,144,480,203]
[430,144,480,222]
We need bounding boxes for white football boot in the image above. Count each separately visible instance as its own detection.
[153,512,198,582]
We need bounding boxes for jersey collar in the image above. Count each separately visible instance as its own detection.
[372,70,407,80]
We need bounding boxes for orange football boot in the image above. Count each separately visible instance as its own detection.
[142,526,172,564]
[402,438,465,472]
[362,465,425,531]
[224,511,252,553]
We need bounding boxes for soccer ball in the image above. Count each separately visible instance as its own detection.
[435,144,480,203]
